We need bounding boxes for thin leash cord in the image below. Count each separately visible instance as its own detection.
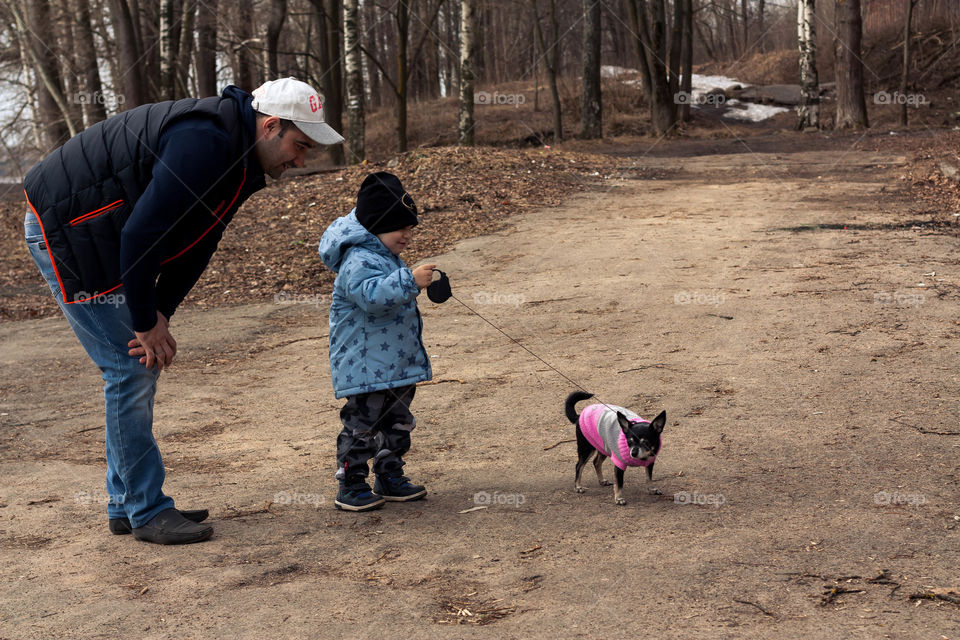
[448,293,620,414]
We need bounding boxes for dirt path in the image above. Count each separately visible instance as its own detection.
[3,149,960,639]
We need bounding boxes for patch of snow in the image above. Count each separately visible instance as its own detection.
[601,65,637,79]
[722,99,791,122]
[603,70,790,122]
[689,74,743,93]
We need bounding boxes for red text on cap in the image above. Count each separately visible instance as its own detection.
[309,95,322,113]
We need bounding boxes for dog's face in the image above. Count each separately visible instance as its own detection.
[617,410,666,460]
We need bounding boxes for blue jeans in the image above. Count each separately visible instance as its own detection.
[24,211,174,527]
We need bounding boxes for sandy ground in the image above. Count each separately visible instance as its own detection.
[2,148,960,639]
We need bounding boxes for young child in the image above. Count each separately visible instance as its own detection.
[318,171,436,511]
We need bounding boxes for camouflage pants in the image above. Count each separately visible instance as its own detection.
[336,385,416,484]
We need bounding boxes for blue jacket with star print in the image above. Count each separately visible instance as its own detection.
[318,211,432,398]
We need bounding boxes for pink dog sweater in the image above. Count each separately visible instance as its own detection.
[579,403,659,470]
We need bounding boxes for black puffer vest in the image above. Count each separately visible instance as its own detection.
[23,88,264,303]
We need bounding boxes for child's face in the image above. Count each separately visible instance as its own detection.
[377,225,415,255]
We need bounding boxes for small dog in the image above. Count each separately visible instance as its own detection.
[565,391,666,505]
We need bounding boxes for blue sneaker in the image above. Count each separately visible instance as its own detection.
[373,474,427,502]
[335,481,385,511]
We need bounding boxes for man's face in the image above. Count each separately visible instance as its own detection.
[254,116,317,179]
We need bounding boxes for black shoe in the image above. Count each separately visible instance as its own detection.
[109,509,209,535]
[334,481,385,512]
[373,474,427,502]
[131,508,213,545]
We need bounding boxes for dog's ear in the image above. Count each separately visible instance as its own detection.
[616,411,632,433]
[649,410,666,434]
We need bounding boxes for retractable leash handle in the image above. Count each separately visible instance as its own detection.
[427,269,452,303]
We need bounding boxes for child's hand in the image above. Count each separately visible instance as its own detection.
[412,264,437,289]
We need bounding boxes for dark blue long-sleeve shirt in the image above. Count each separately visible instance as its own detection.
[119,94,263,331]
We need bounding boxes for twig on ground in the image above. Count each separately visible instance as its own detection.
[617,363,675,374]
[890,416,960,435]
[909,590,960,605]
[734,599,776,617]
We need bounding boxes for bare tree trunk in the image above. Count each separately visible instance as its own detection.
[109,0,146,107]
[176,0,197,98]
[580,0,602,139]
[236,0,258,90]
[741,0,748,54]
[834,0,868,129]
[160,0,176,99]
[364,0,381,107]
[757,0,766,51]
[530,0,563,142]
[343,0,365,163]
[797,0,820,129]
[57,0,87,129]
[668,0,684,106]
[325,0,344,163]
[266,0,288,79]
[458,0,475,145]
[73,0,108,124]
[680,0,693,122]
[311,0,345,164]
[138,0,162,101]
[11,0,76,147]
[196,0,218,96]
[624,0,676,136]
[899,0,918,126]
[396,0,409,152]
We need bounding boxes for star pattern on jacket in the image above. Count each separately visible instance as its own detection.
[319,212,432,398]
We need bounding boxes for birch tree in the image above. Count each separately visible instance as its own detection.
[796,0,819,129]
[343,0,365,163]
[458,0,475,145]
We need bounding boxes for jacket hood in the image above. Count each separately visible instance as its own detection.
[221,85,252,107]
[318,210,390,272]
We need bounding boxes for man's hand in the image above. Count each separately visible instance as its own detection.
[127,312,177,370]
[412,263,437,289]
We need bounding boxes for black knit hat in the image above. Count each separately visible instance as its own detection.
[355,172,418,235]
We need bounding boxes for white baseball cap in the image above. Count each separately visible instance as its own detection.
[251,77,344,145]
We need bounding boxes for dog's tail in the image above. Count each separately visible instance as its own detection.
[565,391,594,425]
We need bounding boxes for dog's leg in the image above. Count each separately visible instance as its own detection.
[574,428,594,494]
[613,467,626,505]
[593,454,612,486]
[646,462,662,495]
